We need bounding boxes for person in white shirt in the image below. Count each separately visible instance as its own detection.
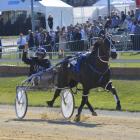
[130,21,137,34]
[17,33,27,59]
[126,18,133,33]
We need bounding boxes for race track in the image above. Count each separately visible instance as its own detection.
[0,105,140,140]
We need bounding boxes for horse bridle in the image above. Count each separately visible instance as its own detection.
[106,34,116,51]
[97,47,109,64]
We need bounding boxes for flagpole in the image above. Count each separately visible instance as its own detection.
[107,0,111,16]
[31,0,35,32]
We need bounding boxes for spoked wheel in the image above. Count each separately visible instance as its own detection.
[61,89,75,119]
[15,87,28,119]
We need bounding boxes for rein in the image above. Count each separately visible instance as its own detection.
[106,35,116,49]
[97,47,109,64]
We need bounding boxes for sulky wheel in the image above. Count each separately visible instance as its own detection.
[61,89,75,119]
[15,86,28,119]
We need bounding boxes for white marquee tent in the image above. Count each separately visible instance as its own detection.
[94,0,135,6]
[0,0,73,29]
[93,0,136,16]
[73,0,136,24]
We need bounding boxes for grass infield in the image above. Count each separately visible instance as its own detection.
[1,52,140,67]
[0,76,140,112]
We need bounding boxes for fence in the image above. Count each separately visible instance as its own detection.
[0,34,140,66]
[0,41,89,66]
[90,34,140,52]
[112,34,140,51]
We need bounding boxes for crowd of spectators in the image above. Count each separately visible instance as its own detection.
[16,9,140,57]
[0,9,140,60]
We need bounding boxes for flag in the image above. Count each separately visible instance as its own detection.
[136,0,140,8]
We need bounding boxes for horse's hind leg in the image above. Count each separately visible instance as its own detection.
[74,95,87,122]
[86,100,97,116]
[74,89,90,122]
[47,89,61,107]
[106,82,121,110]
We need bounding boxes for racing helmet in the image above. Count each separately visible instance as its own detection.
[35,48,47,58]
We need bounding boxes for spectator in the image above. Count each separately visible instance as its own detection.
[49,30,56,51]
[55,26,60,51]
[127,18,133,33]
[130,21,137,34]
[131,21,140,50]
[127,11,131,20]
[27,32,35,50]
[73,27,82,51]
[34,30,40,48]
[40,30,48,50]
[137,12,140,22]
[133,21,140,50]
[26,30,32,42]
[97,15,103,24]
[111,13,120,29]
[130,10,135,19]
[104,17,112,32]
[45,31,52,59]
[59,26,67,57]
[67,25,74,41]
[17,33,26,59]
[47,15,53,30]
[0,37,2,59]
[121,11,126,23]
[73,27,82,41]
[134,21,140,34]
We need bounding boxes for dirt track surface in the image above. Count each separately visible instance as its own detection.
[0,105,140,140]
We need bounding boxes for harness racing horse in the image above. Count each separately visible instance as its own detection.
[48,35,121,121]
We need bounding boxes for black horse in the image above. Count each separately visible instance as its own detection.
[48,35,121,121]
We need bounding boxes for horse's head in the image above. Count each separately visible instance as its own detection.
[92,35,117,62]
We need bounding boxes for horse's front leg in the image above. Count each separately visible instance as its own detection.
[74,89,89,122]
[106,82,121,110]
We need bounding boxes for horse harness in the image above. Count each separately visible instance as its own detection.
[87,35,115,89]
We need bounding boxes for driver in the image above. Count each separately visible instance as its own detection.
[22,46,51,76]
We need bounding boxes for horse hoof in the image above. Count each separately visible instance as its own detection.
[47,101,53,107]
[116,105,121,111]
[74,115,80,122]
[92,111,97,116]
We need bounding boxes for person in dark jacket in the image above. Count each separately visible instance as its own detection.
[22,47,51,76]
[72,27,82,51]
[47,15,53,30]
[27,32,35,50]
[0,38,2,58]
